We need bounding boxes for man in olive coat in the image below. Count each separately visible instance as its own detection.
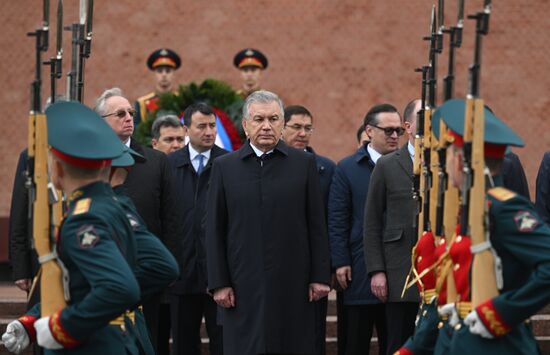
[206,90,331,355]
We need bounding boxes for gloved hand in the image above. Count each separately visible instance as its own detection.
[34,317,63,350]
[464,310,494,339]
[439,303,460,327]
[2,320,30,354]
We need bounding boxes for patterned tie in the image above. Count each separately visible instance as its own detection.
[196,154,205,175]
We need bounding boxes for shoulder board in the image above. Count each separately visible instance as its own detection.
[488,187,516,202]
[136,92,156,102]
[73,198,91,215]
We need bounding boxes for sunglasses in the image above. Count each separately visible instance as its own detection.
[371,124,405,136]
[102,108,137,119]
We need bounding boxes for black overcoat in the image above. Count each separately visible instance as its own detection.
[167,144,228,294]
[206,141,331,355]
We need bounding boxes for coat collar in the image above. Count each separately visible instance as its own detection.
[238,140,289,160]
[354,144,375,167]
[172,144,226,168]
[396,143,413,177]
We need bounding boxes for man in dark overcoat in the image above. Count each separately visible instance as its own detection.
[206,90,331,355]
[168,102,227,355]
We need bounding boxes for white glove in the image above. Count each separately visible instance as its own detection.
[1,320,30,354]
[439,303,460,327]
[34,317,63,350]
[464,310,494,339]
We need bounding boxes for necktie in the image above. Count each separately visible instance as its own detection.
[196,154,205,175]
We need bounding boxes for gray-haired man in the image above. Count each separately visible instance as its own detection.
[206,90,331,355]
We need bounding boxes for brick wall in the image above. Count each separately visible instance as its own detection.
[0,0,549,217]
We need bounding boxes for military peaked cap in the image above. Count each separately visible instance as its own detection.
[46,101,126,169]
[233,48,268,69]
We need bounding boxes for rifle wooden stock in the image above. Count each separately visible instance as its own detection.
[31,112,66,316]
[414,135,424,238]
[469,98,498,307]
[440,120,460,302]
[427,109,439,232]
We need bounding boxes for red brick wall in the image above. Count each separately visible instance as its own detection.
[1,0,549,219]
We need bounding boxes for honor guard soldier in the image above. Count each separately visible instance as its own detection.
[106,147,180,355]
[398,99,550,355]
[1,102,144,354]
[233,48,268,99]
[134,48,181,126]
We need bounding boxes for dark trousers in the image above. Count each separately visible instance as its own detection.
[344,304,386,355]
[336,291,347,355]
[170,293,223,355]
[385,302,418,355]
[314,296,328,355]
[143,295,171,355]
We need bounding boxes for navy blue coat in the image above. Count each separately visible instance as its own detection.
[306,146,336,214]
[168,144,228,294]
[328,144,380,305]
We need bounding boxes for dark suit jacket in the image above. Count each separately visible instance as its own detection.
[328,144,381,305]
[363,144,420,303]
[206,140,330,355]
[306,146,336,214]
[124,140,181,247]
[503,151,530,200]
[167,144,228,294]
[9,150,39,281]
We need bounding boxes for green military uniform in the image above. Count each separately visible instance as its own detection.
[15,101,144,353]
[437,99,547,354]
[397,99,550,354]
[109,148,180,355]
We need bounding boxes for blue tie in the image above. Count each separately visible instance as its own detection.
[196,154,205,175]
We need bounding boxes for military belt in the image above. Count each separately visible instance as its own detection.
[457,301,472,319]
[109,310,136,326]
[422,289,436,304]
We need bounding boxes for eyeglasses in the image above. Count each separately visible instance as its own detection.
[371,124,405,136]
[286,124,314,134]
[102,108,137,119]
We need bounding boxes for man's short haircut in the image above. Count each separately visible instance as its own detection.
[51,154,104,180]
[242,90,284,120]
[356,124,365,143]
[151,115,183,140]
[182,102,215,127]
[284,105,313,124]
[94,87,124,116]
[403,99,421,123]
[363,103,400,127]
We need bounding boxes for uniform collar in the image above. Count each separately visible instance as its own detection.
[68,181,112,204]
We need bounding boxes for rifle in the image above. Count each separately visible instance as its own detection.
[462,0,497,308]
[76,0,94,102]
[44,0,63,104]
[27,0,68,316]
[66,0,93,102]
[442,0,464,101]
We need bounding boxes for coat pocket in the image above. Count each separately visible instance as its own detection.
[383,228,403,243]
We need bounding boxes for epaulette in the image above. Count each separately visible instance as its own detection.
[136,92,156,103]
[73,198,91,215]
[488,187,516,202]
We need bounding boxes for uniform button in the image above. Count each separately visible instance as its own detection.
[417,256,423,263]
[422,310,428,317]
[456,236,462,243]
[454,263,460,271]
[438,321,444,329]
[454,323,462,331]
